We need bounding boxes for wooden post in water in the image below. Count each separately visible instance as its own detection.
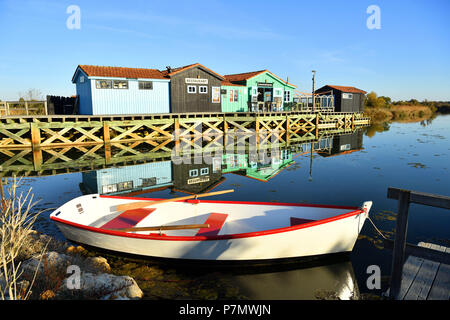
[388,189,411,299]
[174,118,180,155]
[315,113,319,139]
[103,121,110,144]
[223,114,228,145]
[30,122,42,171]
[255,115,260,144]
[285,114,290,145]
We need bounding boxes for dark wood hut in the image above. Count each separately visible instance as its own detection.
[162,63,224,113]
[315,85,367,112]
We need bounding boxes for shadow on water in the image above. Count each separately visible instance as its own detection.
[75,243,360,300]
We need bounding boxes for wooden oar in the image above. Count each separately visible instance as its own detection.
[108,223,210,232]
[113,189,234,212]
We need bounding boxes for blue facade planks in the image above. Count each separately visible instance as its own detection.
[81,161,173,195]
[73,67,170,115]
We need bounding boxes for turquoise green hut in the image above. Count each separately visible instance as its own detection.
[221,70,297,112]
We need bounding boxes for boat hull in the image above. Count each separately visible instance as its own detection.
[53,209,367,261]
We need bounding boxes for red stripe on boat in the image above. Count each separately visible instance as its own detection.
[196,213,228,236]
[100,208,156,229]
[290,217,315,226]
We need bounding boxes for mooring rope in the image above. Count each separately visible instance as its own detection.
[367,215,389,240]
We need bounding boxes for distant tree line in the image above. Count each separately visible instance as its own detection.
[365,91,450,114]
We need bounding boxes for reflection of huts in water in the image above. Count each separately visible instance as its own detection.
[314,85,366,113]
[80,161,173,195]
[223,149,294,182]
[161,63,224,113]
[317,131,364,157]
[72,65,170,115]
[171,157,224,194]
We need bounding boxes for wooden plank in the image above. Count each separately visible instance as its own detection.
[103,121,110,144]
[404,243,440,300]
[427,246,450,300]
[396,254,425,300]
[384,239,450,264]
[388,187,450,209]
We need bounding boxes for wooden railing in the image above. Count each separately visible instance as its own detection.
[0,100,48,116]
[385,187,450,299]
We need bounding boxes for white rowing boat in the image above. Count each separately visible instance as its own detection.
[50,191,372,262]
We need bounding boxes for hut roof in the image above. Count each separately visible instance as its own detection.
[161,63,224,80]
[224,70,297,88]
[74,65,166,82]
[318,85,367,94]
[221,80,246,87]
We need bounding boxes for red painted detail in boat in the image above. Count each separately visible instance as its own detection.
[51,208,364,242]
[99,194,359,211]
[290,217,315,226]
[100,208,156,230]
[196,213,228,236]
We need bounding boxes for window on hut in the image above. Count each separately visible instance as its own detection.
[139,81,153,90]
[199,86,208,94]
[96,80,112,89]
[229,89,238,102]
[189,169,198,177]
[284,90,291,102]
[342,93,353,99]
[113,80,129,89]
[187,85,197,94]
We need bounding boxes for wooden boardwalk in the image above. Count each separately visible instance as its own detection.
[385,187,450,300]
[385,242,450,300]
[0,111,370,150]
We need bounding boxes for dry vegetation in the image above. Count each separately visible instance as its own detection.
[0,177,46,300]
[365,104,433,123]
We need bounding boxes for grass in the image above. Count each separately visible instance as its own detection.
[365,105,433,123]
[0,177,46,300]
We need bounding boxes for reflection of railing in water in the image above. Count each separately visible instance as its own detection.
[0,128,364,178]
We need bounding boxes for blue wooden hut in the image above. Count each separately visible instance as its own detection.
[72,65,170,115]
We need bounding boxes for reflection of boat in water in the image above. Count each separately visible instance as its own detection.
[232,258,360,300]
[50,193,372,262]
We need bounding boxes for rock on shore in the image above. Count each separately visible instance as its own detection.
[18,231,143,300]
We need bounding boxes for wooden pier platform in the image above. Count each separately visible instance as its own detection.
[385,187,450,300]
[385,242,450,300]
[0,111,370,150]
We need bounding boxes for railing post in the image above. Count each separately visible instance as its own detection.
[389,189,411,300]
[30,122,42,170]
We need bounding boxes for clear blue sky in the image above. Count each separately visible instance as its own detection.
[1,0,449,101]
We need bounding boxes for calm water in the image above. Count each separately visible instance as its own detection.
[8,115,450,299]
